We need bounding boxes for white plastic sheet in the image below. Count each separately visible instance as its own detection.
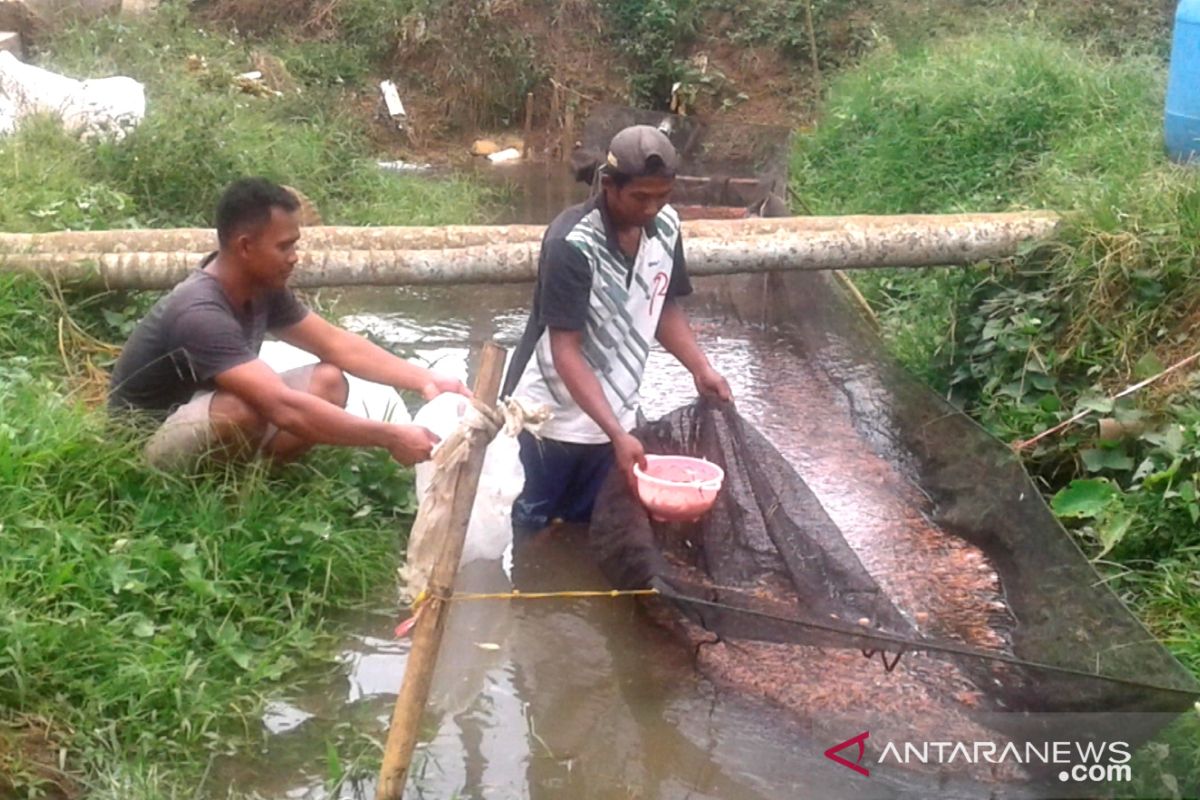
[412,392,522,565]
[257,340,412,424]
[0,50,145,140]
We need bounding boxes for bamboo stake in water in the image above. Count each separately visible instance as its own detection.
[374,342,507,800]
[523,92,534,159]
[562,101,575,165]
[550,84,561,160]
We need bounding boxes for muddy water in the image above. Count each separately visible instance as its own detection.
[212,269,1018,800]
[469,161,592,225]
[214,163,1015,798]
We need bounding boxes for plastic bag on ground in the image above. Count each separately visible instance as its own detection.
[0,51,145,140]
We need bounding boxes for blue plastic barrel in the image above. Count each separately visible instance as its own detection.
[1166,0,1200,162]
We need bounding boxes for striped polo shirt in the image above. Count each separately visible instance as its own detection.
[502,194,692,444]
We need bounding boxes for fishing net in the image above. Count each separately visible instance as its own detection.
[586,270,1199,795]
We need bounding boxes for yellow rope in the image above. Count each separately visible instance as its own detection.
[455,588,659,602]
[409,587,659,611]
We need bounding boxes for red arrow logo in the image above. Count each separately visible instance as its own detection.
[825,731,870,777]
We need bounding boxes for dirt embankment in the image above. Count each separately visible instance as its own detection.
[193,0,1173,167]
[200,0,832,160]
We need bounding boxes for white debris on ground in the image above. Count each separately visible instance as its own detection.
[0,49,144,139]
[486,147,520,164]
[378,79,406,131]
[377,159,433,173]
[0,31,21,59]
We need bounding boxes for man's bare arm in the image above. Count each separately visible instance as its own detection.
[214,359,438,463]
[279,313,469,399]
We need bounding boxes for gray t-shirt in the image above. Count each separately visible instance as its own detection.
[108,256,308,416]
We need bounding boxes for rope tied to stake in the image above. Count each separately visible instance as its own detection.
[397,397,552,603]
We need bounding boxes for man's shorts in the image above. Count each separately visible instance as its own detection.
[511,430,615,534]
[144,365,317,471]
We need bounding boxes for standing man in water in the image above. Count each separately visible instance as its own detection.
[109,177,468,470]
[502,125,732,535]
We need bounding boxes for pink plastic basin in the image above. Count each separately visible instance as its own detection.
[632,455,725,523]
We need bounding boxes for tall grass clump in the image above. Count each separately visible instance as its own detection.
[0,274,417,796]
[0,2,489,233]
[0,6,493,791]
[792,32,1164,216]
[792,28,1200,693]
[603,0,701,107]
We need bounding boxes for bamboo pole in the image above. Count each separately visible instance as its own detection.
[0,213,1059,256]
[562,101,575,164]
[375,342,507,800]
[523,92,534,159]
[0,213,1062,290]
[550,84,561,160]
[804,0,822,91]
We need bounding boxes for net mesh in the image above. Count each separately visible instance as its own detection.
[586,272,1198,793]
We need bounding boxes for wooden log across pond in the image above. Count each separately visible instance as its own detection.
[0,212,1060,290]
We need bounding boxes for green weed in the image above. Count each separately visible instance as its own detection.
[790,30,1200,777]
[0,10,487,790]
[603,0,701,108]
[0,275,416,797]
[0,4,489,233]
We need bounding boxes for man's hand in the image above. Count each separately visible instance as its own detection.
[386,424,441,465]
[613,432,648,495]
[419,372,472,401]
[693,365,732,402]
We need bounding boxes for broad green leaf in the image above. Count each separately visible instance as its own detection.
[226,646,252,671]
[172,542,198,561]
[981,318,1005,340]
[1029,373,1056,391]
[326,739,344,783]
[132,617,156,638]
[1112,406,1147,425]
[1074,394,1113,414]
[108,558,130,594]
[1133,351,1165,380]
[1051,479,1119,519]
[1080,448,1135,473]
[1142,425,1185,456]
[300,521,332,538]
[999,381,1027,399]
[1144,456,1184,488]
[1095,511,1135,558]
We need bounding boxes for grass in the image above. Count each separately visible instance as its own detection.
[0,277,421,798]
[0,1,490,233]
[791,20,1200,733]
[0,5,495,794]
[2,1,1196,796]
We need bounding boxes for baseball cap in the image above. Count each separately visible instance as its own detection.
[605,125,679,178]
